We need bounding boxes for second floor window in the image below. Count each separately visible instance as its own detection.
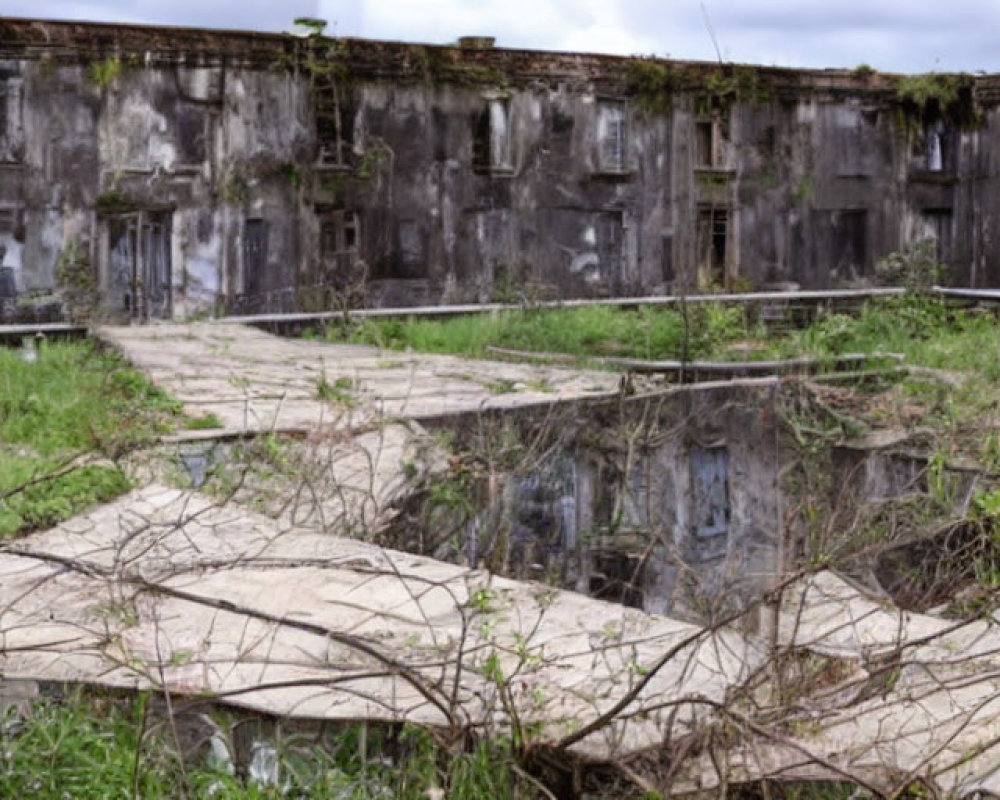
[489,99,511,169]
[695,114,728,169]
[474,98,512,172]
[597,100,626,172]
[915,122,953,172]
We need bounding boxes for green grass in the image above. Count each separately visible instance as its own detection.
[183,412,225,430]
[0,340,182,537]
[316,375,358,408]
[0,692,536,799]
[325,296,1000,378]
[771,295,1000,377]
[329,304,759,362]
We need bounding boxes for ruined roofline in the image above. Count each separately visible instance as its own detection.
[0,14,993,99]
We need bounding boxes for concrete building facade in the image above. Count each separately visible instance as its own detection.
[0,17,997,320]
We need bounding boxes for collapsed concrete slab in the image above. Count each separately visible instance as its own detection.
[4,488,1000,794]
[0,485,758,763]
[670,571,1000,797]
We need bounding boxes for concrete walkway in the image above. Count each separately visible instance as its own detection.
[96,322,620,435]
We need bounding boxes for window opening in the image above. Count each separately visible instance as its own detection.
[597,100,626,172]
[243,218,269,301]
[831,210,868,278]
[697,207,729,285]
[695,120,714,167]
[319,210,364,305]
[922,209,953,265]
[474,99,512,172]
[489,99,511,170]
[690,446,729,540]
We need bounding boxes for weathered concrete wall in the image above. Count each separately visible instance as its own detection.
[0,18,996,320]
[409,384,785,621]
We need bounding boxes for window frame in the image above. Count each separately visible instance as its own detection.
[595,98,628,175]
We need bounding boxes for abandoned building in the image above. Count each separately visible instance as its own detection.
[0,16,997,320]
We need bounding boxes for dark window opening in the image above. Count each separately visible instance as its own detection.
[0,210,15,307]
[550,107,574,136]
[913,123,955,173]
[695,120,714,167]
[176,106,207,164]
[831,210,868,278]
[695,114,728,169]
[0,80,23,163]
[393,219,427,279]
[835,107,875,177]
[922,209,953,265]
[588,550,645,609]
[0,88,8,140]
[243,218,269,301]
[697,207,729,285]
[690,446,729,540]
[473,99,511,173]
[316,86,354,166]
[320,210,361,285]
[661,235,674,284]
[760,125,777,158]
[0,208,19,241]
[432,108,448,162]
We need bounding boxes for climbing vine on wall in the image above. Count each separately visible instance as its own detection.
[405,44,508,89]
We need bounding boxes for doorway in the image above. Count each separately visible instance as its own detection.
[106,210,173,320]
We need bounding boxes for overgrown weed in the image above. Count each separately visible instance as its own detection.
[0,691,535,799]
[329,304,759,362]
[0,341,183,537]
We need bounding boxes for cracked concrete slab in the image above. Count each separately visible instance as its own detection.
[0,485,758,762]
[95,322,620,435]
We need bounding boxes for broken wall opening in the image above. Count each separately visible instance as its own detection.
[386,385,782,622]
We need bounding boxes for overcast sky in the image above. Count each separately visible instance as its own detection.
[4,0,1000,74]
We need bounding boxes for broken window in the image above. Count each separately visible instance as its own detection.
[319,210,361,285]
[105,210,172,320]
[597,100,626,172]
[0,79,24,163]
[831,209,868,278]
[242,218,269,301]
[0,208,19,309]
[394,219,427,279]
[696,207,729,286]
[175,106,208,165]
[921,209,953,265]
[316,84,355,167]
[690,446,729,540]
[661,235,675,285]
[913,123,954,173]
[473,98,512,173]
[695,120,713,167]
[694,114,727,169]
[588,550,645,609]
[834,105,874,177]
